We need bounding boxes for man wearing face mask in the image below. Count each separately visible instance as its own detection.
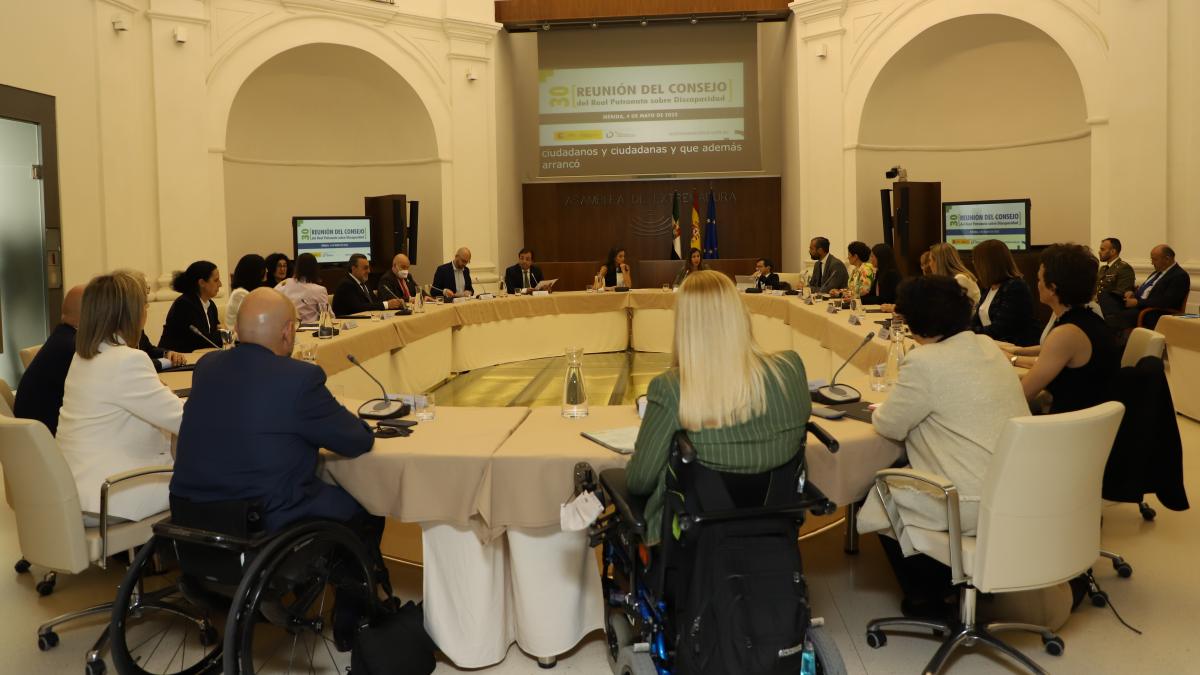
[378,252,420,303]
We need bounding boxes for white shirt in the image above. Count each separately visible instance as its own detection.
[276,279,331,323]
[978,287,997,327]
[954,273,982,309]
[200,298,212,331]
[225,287,249,329]
[453,265,466,294]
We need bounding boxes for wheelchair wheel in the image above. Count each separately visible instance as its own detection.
[613,647,656,675]
[223,521,378,675]
[109,536,223,675]
[808,625,848,675]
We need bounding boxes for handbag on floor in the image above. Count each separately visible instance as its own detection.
[351,600,437,675]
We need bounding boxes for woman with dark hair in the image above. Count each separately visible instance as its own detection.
[839,241,875,298]
[226,254,267,327]
[970,239,1039,346]
[998,244,1118,413]
[596,246,633,289]
[275,252,330,323]
[673,248,705,286]
[857,275,1029,616]
[159,260,222,353]
[264,253,291,288]
[860,243,901,306]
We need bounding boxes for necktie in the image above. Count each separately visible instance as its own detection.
[811,261,823,288]
[523,269,531,289]
[1138,271,1162,297]
[400,279,410,300]
[360,282,371,301]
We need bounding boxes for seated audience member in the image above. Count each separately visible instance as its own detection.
[999,244,1119,414]
[378,252,420,302]
[859,275,1029,616]
[275,252,329,323]
[264,252,291,288]
[58,272,184,524]
[432,247,475,298]
[808,237,849,293]
[1094,237,1135,308]
[504,247,544,292]
[332,253,401,317]
[113,269,187,371]
[627,271,812,546]
[753,257,780,290]
[673,247,705,287]
[929,242,981,308]
[1111,244,1191,330]
[159,260,223,353]
[861,243,902,306]
[13,285,85,435]
[970,239,1040,346]
[919,250,934,276]
[597,246,633,289]
[838,241,875,298]
[226,253,267,328]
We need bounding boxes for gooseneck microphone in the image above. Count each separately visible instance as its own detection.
[188,325,221,350]
[346,354,409,420]
[815,331,876,404]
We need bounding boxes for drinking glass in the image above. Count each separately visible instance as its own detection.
[869,363,888,392]
[415,392,436,421]
[219,328,234,350]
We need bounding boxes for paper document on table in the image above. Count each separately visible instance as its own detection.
[535,278,558,291]
[581,426,641,455]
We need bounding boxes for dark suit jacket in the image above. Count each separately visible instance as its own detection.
[504,264,543,291]
[13,323,76,435]
[1103,356,1188,511]
[810,254,849,294]
[332,276,381,316]
[170,343,374,532]
[972,277,1040,346]
[1095,258,1135,299]
[432,262,473,296]
[377,270,419,302]
[138,331,170,372]
[159,293,220,353]
[861,268,900,305]
[755,272,780,290]
[1135,264,1191,311]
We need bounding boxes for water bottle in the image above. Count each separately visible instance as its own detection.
[317,303,334,339]
[884,318,905,385]
[562,347,589,418]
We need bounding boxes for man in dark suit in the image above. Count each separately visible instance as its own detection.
[13,285,84,435]
[753,258,780,290]
[808,236,849,293]
[377,252,419,303]
[332,253,401,316]
[503,248,543,292]
[431,247,474,298]
[1115,244,1191,330]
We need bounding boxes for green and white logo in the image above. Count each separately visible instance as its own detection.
[299,228,310,241]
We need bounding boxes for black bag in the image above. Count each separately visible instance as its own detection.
[350,601,437,675]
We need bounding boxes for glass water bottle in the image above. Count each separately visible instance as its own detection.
[318,303,335,339]
[562,347,589,418]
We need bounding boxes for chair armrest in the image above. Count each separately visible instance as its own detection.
[98,465,174,566]
[598,468,647,536]
[872,467,967,583]
[1138,307,1182,327]
[807,421,839,454]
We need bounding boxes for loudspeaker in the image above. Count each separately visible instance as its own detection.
[407,201,419,265]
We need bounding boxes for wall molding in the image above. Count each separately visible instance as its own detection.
[221,153,449,167]
[845,128,1090,152]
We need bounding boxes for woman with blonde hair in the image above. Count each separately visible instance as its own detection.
[57,271,184,524]
[627,270,813,545]
[928,242,981,307]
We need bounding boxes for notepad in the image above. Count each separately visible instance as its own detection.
[581,426,640,455]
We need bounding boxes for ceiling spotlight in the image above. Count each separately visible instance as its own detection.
[690,17,698,25]
[541,23,550,31]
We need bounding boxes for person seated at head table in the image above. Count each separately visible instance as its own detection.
[226,253,268,328]
[857,275,1029,617]
[996,244,1119,415]
[752,257,779,290]
[596,246,633,289]
[333,253,402,317]
[169,287,382,650]
[673,247,706,287]
[13,285,85,435]
[378,252,420,303]
[860,243,902,306]
[159,260,223,353]
[432,247,474,299]
[928,242,981,308]
[264,252,291,288]
[969,239,1040,347]
[57,271,185,525]
[1108,244,1191,331]
[807,236,849,294]
[831,241,874,298]
[504,247,544,292]
[626,270,812,547]
[276,252,329,324]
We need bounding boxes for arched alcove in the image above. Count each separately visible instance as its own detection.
[223,43,442,277]
[853,14,1089,245]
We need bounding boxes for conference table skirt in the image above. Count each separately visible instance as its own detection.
[1157,316,1200,420]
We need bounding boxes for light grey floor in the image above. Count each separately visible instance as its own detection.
[4,417,1197,674]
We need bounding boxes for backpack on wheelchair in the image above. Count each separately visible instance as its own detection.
[585,422,848,675]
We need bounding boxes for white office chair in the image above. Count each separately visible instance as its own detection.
[19,344,41,368]
[0,415,172,674]
[1121,327,1166,367]
[865,402,1125,674]
[0,378,14,416]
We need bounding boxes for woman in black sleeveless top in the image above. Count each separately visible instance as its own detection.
[998,244,1118,413]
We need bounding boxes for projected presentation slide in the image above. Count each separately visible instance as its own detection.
[294,217,372,264]
[943,200,1031,251]
[538,63,758,176]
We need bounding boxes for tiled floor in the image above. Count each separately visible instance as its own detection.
[4,358,1197,673]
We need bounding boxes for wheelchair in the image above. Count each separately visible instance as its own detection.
[107,496,389,675]
[585,422,848,675]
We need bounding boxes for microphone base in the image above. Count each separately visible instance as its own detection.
[813,384,863,405]
[357,399,411,420]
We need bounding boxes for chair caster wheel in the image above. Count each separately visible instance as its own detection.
[866,630,887,649]
[36,574,56,596]
[1042,635,1065,656]
[1090,590,1109,608]
[37,631,59,651]
[1139,503,1156,521]
[1114,561,1133,578]
[14,558,31,574]
[85,658,107,675]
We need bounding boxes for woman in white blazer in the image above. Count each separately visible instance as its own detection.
[857,275,1028,615]
[57,271,184,523]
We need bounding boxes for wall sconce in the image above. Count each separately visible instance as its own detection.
[173,27,189,44]
[815,43,828,59]
[112,17,128,32]
[465,70,478,82]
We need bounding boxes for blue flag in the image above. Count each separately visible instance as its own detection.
[703,190,719,259]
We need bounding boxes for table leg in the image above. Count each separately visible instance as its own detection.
[537,656,558,669]
[843,502,860,555]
